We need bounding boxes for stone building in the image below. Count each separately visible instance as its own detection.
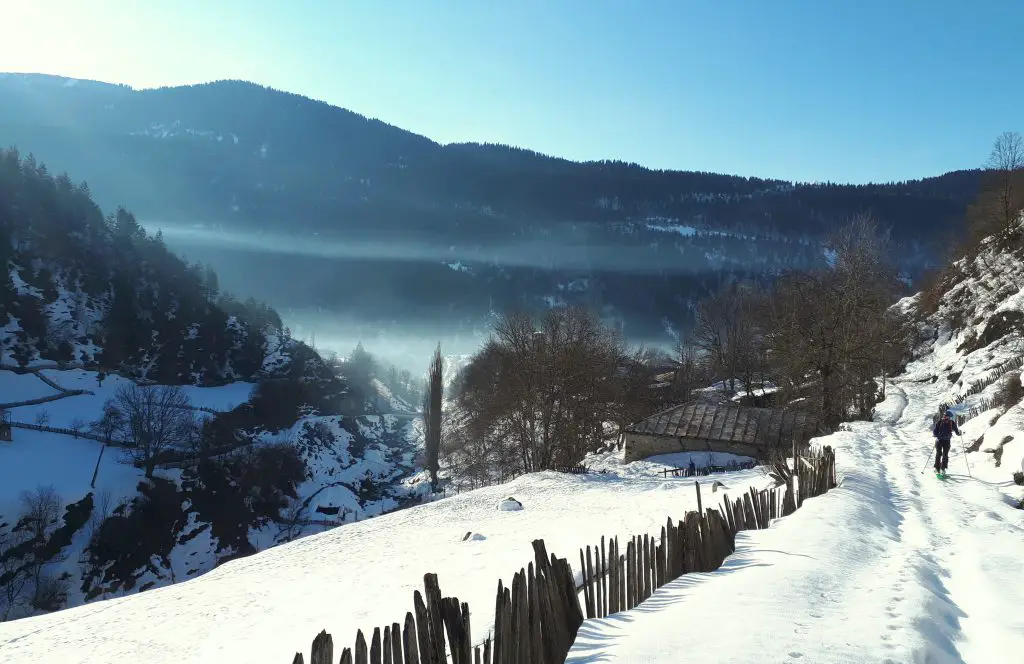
[622,402,825,463]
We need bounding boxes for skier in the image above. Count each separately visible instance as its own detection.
[932,410,960,478]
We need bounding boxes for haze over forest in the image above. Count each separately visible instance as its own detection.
[0,72,987,373]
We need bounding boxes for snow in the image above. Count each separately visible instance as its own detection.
[0,370,60,403]
[0,457,770,664]
[0,428,143,519]
[568,382,1024,664]
[496,497,523,511]
[3,234,1024,662]
[0,369,256,429]
[0,366,419,618]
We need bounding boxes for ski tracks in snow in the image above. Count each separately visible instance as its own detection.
[882,381,1024,662]
[567,382,1023,664]
[817,380,1022,662]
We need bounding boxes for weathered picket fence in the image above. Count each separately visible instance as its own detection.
[935,354,1023,424]
[659,459,757,478]
[292,446,838,664]
[434,464,591,498]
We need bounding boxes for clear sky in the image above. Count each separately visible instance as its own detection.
[3,0,1022,184]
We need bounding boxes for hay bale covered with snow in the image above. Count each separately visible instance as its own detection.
[498,496,523,511]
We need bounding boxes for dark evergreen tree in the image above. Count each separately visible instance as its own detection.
[423,344,443,489]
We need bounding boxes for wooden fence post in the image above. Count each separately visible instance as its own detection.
[403,612,420,664]
[355,630,368,664]
[310,630,333,664]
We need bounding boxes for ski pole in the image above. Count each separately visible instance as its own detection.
[958,432,972,478]
[920,442,935,474]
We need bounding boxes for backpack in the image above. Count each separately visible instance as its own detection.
[935,418,953,439]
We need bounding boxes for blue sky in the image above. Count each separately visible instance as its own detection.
[4,0,1022,183]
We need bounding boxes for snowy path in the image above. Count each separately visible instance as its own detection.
[567,381,1024,664]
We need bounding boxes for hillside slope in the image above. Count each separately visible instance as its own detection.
[565,227,1024,662]
[0,148,426,621]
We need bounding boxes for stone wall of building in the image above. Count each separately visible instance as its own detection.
[622,432,764,463]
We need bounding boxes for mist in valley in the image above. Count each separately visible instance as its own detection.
[144,220,686,378]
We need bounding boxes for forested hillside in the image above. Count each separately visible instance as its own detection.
[0,148,426,621]
[0,73,980,246]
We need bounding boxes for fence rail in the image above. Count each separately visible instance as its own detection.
[433,463,592,499]
[659,460,757,478]
[935,354,1023,425]
[291,446,838,664]
[8,420,132,447]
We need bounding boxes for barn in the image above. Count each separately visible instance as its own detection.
[622,402,826,463]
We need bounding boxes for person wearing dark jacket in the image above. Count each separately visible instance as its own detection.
[932,410,961,476]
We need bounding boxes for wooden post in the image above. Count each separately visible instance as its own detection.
[413,592,432,664]
[355,630,368,664]
[90,444,106,488]
[402,613,420,664]
[599,536,607,618]
[423,574,447,664]
[392,622,404,664]
[310,630,333,664]
[493,581,505,664]
[371,627,383,664]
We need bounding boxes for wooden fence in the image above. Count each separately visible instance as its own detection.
[434,464,591,499]
[8,420,132,447]
[934,354,1023,425]
[0,388,90,410]
[659,460,757,478]
[291,446,838,664]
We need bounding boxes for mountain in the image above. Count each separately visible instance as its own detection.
[0,73,980,244]
[0,147,427,621]
[1,180,1020,664]
[0,73,986,342]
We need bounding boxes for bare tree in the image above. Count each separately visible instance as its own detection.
[0,520,30,620]
[968,131,1024,246]
[693,281,766,396]
[423,343,444,489]
[453,307,623,476]
[610,346,664,438]
[764,216,899,427]
[671,341,707,402]
[18,485,63,611]
[111,383,196,478]
[18,486,61,544]
[987,131,1024,232]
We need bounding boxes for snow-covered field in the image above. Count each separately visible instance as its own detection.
[0,367,422,619]
[0,450,770,663]
[0,368,257,512]
[0,368,256,429]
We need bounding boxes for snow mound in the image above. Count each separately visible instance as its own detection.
[497,496,523,511]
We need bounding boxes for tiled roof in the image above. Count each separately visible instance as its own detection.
[625,402,824,448]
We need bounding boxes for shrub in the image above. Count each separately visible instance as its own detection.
[992,371,1024,412]
[1013,470,1023,486]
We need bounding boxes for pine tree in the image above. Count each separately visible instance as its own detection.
[423,344,444,489]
